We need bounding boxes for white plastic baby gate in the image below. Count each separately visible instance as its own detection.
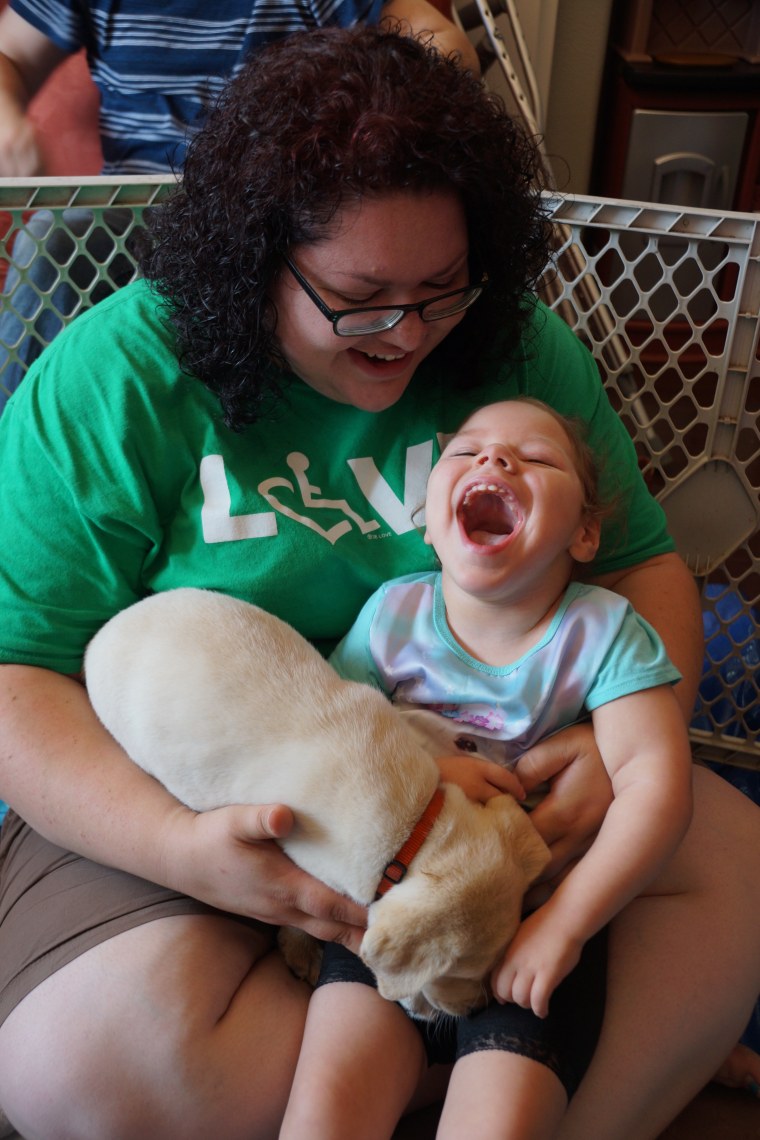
[1,180,758,770]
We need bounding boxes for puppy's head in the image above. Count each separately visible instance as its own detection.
[359,789,549,1018]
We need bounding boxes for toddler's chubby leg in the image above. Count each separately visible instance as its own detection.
[0,914,308,1140]
[438,1050,567,1140]
[280,975,428,1140]
[281,942,445,1140]
[438,927,606,1140]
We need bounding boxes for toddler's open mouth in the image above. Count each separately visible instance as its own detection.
[458,482,522,547]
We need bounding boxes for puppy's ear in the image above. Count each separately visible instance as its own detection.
[485,794,551,886]
[359,893,457,1003]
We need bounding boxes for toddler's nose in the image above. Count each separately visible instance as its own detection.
[476,447,513,470]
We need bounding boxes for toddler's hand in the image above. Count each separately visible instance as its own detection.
[436,754,525,805]
[491,905,583,1019]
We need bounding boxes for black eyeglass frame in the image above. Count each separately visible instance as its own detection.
[283,255,488,337]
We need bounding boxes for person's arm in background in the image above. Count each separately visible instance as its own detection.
[0,4,66,173]
[0,1,476,178]
[381,0,480,73]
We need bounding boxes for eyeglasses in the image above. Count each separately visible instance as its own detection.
[283,256,487,337]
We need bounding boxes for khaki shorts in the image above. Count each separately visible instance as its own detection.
[0,810,265,1027]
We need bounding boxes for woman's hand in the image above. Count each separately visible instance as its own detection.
[515,722,612,902]
[162,801,368,952]
[436,754,525,805]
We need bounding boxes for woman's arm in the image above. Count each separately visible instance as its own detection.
[592,550,704,721]
[0,6,66,174]
[0,664,366,946]
[516,549,702,884]
[516,722,613,892]
[494,684,694,1018]
[381,0,480,72]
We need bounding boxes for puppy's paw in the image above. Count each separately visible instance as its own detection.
[277,926,323,987]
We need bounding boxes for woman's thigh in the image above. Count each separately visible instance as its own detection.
[0,913,311,1140]
[640,763,760,898]
[0,812,310,1138]
[0,810,229,1024]
[560,765,760,1140]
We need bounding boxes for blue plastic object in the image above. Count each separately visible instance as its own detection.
[692,585,760,740]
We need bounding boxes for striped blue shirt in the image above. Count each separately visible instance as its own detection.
[13,0,384,173]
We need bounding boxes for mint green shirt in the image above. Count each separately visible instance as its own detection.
[330,574,680,765]
[0,280,673,673]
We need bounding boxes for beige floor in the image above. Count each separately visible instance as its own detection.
[1,1082,757,1140]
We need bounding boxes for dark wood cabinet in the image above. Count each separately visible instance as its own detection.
[593,1,760,211]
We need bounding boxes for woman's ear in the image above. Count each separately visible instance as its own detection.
[569,516,601,564]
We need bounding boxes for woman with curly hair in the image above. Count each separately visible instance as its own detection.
[0,24,757,1140]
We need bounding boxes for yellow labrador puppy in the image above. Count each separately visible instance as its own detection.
[85,587,549,1018]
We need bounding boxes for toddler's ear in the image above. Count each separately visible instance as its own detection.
[570,516,601,564]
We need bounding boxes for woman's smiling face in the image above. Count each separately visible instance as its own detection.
[269,189,470,412]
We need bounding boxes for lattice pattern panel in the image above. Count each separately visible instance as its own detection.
[1,181,758,765]
[541,194,759,764]
[0,178,173,401]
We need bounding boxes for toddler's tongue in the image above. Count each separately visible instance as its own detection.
[461,489,517,546]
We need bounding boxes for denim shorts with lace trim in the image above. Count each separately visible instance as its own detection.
[317,927,607,1100]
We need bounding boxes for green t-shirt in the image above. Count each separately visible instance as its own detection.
[0,279,673,672]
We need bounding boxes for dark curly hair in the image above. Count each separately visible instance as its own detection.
[141,23,552,431]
